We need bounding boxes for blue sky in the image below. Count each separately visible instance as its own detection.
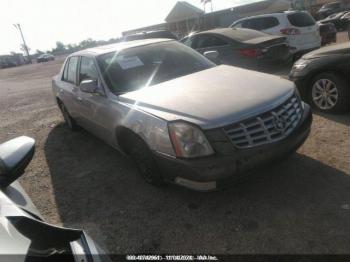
[0,0,263,54]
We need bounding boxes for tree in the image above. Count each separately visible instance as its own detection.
[52,41,66,53]
[20,44,31,54]
[78,38,97,49]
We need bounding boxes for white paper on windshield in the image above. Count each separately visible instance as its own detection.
[117,56,144,70]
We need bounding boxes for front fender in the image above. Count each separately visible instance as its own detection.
[115,103,175,157]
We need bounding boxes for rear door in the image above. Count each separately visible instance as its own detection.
[286,12,321,49]
[58,56,80,118]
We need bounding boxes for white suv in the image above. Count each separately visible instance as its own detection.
[231,11,321,56]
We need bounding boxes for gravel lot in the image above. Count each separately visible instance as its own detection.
[0,40,350,254]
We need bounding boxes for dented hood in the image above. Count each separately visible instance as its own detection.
[120,65,295,129]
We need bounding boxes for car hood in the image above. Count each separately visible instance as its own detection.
[303,42,350,59]
[120,65,295,129]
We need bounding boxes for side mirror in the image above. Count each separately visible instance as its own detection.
[0,136,35,188]
[204,50,220,62]
[80,79,98,93]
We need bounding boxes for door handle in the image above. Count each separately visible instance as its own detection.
[76,96,83,102]
[59,89,64,94]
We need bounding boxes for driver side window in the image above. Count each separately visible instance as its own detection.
[79,56,99,84]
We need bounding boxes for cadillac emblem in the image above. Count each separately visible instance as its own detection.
[272,113,287,133]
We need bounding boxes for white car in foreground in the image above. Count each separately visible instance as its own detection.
[231,11,321,56]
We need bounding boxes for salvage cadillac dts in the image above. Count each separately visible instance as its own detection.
[52,39,312,191]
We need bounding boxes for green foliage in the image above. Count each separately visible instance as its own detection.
[50,37,122,55]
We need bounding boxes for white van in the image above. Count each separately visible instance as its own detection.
[231,11,321,55]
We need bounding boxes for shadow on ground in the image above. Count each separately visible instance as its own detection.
[45,124,350,254]
[314,111,350,126]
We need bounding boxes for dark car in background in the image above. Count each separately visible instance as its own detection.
[290,42,350,113]
[340,11,350,28]
[0,136,110,261]
[181,28,290,70]
[37,53,55,63]
[316,1,349,19]
[123,30,178,42]
[318,22,337,45]
[318,11,349,30]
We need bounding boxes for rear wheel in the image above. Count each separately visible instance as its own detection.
[128,134,164,186]
[59,103,78,131]
[308,72,350,113]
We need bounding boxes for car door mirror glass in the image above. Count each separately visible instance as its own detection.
[80,79,98,93]
[204,51,219,62]
[0,136,35,188]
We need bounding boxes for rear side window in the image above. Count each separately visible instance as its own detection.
[261,17,279,29]
[242,17,279,30]
[67,57,79,84]
[287,13,315,27]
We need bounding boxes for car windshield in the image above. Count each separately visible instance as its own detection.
[97,41,215,94]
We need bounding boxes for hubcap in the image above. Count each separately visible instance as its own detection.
[312,79,338,110]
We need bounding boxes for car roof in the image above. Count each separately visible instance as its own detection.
[232,10,307,24]
[194,28,269,41]
[69,38,172,57]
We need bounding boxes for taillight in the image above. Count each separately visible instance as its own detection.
[239,48,261,58]
[280,28,301,35]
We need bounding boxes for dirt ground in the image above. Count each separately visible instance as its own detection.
[0,38,349,254]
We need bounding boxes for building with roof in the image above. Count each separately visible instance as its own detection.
[122,0,292,38]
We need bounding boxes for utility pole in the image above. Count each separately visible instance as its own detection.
[13,23,31,63]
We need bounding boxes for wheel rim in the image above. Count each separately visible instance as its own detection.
[312,78,339,110]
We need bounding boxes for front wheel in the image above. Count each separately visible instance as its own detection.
[308,73,350,113]
[128,135,164,186]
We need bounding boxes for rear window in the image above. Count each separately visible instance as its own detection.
[287,12,315,27]
[324,3,340,8]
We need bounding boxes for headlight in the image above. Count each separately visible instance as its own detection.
[294,87,305,109]
[168,121,214,158]
[293,60,308,71]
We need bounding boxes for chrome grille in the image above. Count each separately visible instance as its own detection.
[223,95,303,149]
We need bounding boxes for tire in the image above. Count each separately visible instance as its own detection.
[128,134,164,186]
[59,103,78,131]
[308,72,350,113]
